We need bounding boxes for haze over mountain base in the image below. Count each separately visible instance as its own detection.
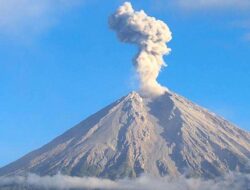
[0,172,249,190]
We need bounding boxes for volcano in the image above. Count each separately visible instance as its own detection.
[0,91,249,180]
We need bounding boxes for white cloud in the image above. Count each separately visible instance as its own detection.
[0,0,83,36]
[243,33,250,41]
[165,0,250,43]
[230,20,250,42]
[175,0,250,10]
[0,173,249,190]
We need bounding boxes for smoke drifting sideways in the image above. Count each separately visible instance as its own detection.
[109,2,172,97]
[0,173,249,190]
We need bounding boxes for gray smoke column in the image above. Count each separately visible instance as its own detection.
[109,2,172,96]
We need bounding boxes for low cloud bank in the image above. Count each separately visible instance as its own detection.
[0,172,249,190]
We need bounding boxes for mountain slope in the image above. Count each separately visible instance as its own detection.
[0,91,250,179]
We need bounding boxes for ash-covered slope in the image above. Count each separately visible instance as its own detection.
[0,91,250,179]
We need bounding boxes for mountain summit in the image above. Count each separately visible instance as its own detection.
[0,91,249,179]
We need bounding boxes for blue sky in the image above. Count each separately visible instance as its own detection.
[0,0,249,167]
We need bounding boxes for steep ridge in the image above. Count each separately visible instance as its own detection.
[0,91,249,179]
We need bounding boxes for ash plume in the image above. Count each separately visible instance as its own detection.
[109,2,172,96]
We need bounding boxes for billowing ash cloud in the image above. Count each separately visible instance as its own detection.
[0,173,249,190]
[109,2,172,97]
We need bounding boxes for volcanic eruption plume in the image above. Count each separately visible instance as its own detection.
[109,2,172,96]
